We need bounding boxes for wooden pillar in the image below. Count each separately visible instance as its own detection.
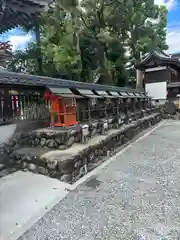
[13,95,17,118]
[116,99,119,115]
[136,69,144,89]
[3,89,12,120]
[87,100,91,121]
[104,99,108,118]
[0,92,2,119]
[123,98,128,124]
[20,94,25,119]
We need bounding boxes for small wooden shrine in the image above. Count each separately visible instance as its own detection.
[43,87,82,127]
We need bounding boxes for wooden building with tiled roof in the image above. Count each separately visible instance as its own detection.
[136,49,180,102]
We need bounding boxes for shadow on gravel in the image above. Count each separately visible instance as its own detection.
[85,177,102,189]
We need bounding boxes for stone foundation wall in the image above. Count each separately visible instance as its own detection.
[26,112,153,150]
[0,114,148,172]
[12,113,161,183]
[0,119,49,171]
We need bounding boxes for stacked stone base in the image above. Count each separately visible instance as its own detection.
[12,113,161,183]
[29,127,80,149]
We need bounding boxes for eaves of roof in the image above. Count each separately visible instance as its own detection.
[0,0,53,33]
[0,70,145,94]
[136,50,180,69]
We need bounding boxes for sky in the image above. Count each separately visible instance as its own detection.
[0,0,180,54]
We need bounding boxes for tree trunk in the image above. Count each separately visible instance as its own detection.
[35,20,43,75]
[71,15,81,81]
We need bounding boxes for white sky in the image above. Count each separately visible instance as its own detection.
[155,0,177,10]
[9,33,32,51]
[154,0,179,54]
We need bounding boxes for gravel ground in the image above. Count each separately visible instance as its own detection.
[19,120,180,240]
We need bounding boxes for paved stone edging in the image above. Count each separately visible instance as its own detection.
[12,113,161,183]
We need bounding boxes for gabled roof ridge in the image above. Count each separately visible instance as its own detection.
[154,48,170,58]
[135,49,180,69]
[139,49,170,63]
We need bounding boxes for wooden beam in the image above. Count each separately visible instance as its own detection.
[5,2,44,14]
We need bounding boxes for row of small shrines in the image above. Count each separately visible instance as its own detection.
[0,86,152,126]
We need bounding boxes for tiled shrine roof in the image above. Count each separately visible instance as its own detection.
[136,49,180,69]
[0,70,146,97]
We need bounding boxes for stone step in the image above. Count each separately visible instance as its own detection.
[12,131,118,180]
[11,113,161,183]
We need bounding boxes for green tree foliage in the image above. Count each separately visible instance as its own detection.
[40,7,81,80]
[124,0,168,77]
[7,0,168,86]
[7,41,38,73]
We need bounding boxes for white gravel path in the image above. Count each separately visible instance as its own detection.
[19,120,180,240]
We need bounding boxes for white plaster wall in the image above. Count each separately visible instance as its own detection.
[145,82,167,100]
[0,124,16,144]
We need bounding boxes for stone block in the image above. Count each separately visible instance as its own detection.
[46,139,58,148]
[60,174,72,183]
[37,166,48,175]
[66,136,75,148]
[27,163,36,171]
[58,157,75,174]
[40,138,46,147]
[46,159,58,170]
[0,163,5,170]
[81,124,90,143]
